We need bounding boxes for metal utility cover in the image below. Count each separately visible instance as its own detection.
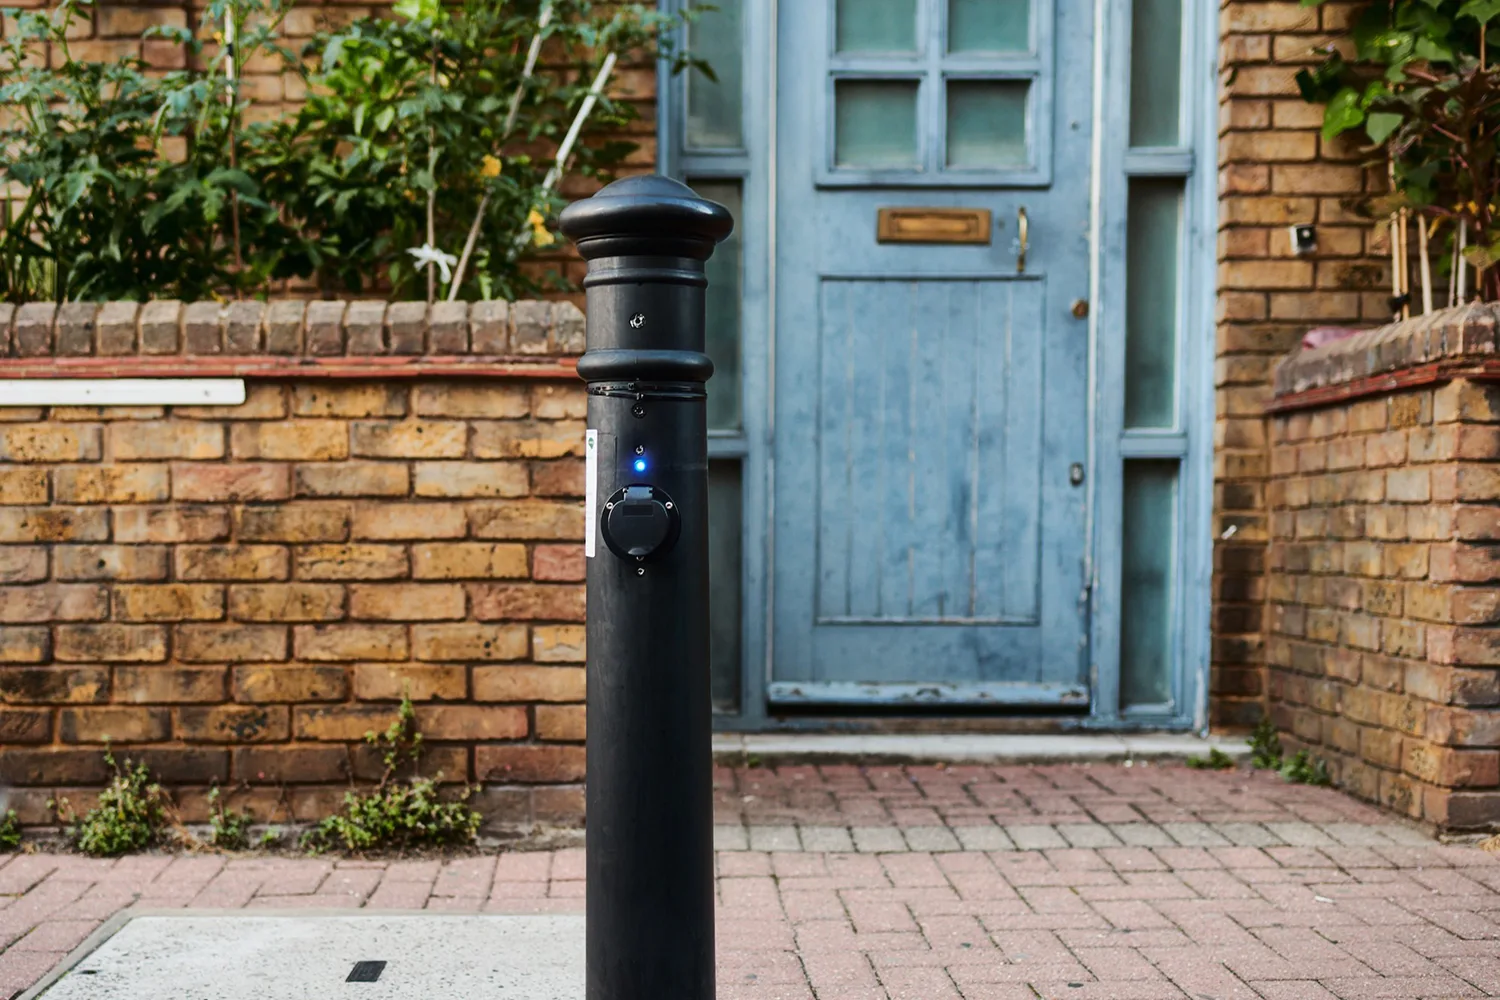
[26,912,583,1000]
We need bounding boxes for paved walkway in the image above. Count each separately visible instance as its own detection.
[2,763,1499,999]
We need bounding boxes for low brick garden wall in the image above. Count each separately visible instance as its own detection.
[0,299,589,832]
[1269,304,1500,831]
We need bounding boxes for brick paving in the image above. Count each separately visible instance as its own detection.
[2,763,1499,999]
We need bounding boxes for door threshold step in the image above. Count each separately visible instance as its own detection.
[711,732,1246,766]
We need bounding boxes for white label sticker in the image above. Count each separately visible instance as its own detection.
[585,430,599,558]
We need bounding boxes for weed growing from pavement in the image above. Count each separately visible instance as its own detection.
[207,786,255,851]
[1278,749,1333,786]
[1248,717,1284,770]
[300,696,481,854]
[1246,718,1332,785]
[1186,747,1236,770]
[53,752,170,857]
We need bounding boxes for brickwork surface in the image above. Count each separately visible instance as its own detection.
[1214,1,1394,730]
[4,764,1500,1000]
[1268,373,1500,831]
[0,301,592,830]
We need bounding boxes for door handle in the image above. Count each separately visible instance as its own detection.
[1015,206,1028,274]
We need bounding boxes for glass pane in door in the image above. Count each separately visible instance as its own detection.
[835,80,920,168]
[946,81,1028,167]
[1124,179,1182,428]
[836,0,919,54]
[689,179,743,430]
[709,460,743,713]
[1120,460,1177,710]
[948,0,1030,53]
[1129,0,1182,146]
[686,0,744,148]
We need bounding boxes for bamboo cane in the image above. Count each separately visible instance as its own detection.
[1459,218,1470,304]
[1390,214,1402,320]
[1418,216,1433,314]
[447,1,552,301]
[427,35,438,304]
[542,53,617,197]
[1392,209,1404,319]
[1449,221,1459,307]
[505,1,552,138]
[225,7,243,283]
[511,52,618,254]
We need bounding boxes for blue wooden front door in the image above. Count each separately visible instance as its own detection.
[770,0,1094,708]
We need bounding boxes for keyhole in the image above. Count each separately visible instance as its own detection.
[629,313,645,329]
[1069,463,1085,486]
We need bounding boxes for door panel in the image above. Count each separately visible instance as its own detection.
[771,0,1093,708]
[815,278,1044,625]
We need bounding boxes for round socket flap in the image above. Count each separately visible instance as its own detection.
[601,485,680,560]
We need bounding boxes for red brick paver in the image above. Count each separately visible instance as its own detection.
[2,764,1498,999]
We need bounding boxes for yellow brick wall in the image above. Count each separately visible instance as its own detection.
[1215,0,1391,729]
[0,301,590,832]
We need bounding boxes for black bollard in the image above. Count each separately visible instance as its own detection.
[559,175,733,1000]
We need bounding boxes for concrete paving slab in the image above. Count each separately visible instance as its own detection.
[900,826,962,852]
[850,827,906,853]
[798,826,855,852]
[1004,824,1069,850]
[953,825,1015,851]
[746,825,800,852]
[1109,823,1176,847]
[712,824,748,851]
[26,912,583,1000]
[1056,823,1123,848]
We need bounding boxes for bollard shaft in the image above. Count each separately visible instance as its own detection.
[560,175,733,1000]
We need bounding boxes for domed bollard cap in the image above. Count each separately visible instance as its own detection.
[559,175,734,261]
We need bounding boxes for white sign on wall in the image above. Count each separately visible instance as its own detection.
[0,379,246,407]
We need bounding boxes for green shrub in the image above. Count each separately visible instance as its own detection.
[0,0,708,302]
[56,752,170,857]
[0,810,21,850]
[301,696,482,854]
[1296,0,1500,300]
[0,0,304,301]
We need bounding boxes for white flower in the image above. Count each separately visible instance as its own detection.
[407,244,458,284]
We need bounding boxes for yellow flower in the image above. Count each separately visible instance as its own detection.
[480,155,502,179]
[528,208,555,248]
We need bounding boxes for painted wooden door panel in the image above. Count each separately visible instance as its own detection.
[815,278,1043,625]
[771,0,1094,707]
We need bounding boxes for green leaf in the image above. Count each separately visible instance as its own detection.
[1358,80,1389,108]
[393,0,439,21]
[1458,0,1500,22]
[1322,88,1365,142]
[1365,110,1404,144]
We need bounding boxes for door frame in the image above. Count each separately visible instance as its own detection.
[657,0,1219,731]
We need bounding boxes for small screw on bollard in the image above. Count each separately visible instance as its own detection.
[560,175,733,1000]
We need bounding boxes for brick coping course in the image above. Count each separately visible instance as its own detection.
[0,300,584,364]
[1274,303,1500,411]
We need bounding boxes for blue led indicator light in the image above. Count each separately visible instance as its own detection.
[634,458,647,473]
